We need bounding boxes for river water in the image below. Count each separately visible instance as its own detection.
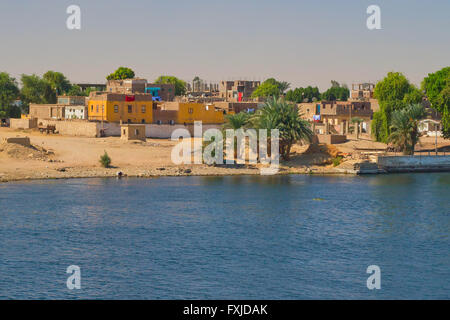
[0,174,449,299]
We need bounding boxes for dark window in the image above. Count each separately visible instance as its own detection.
[128,105,132,113]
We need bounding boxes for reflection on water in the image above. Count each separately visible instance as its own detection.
[0,173,449,299]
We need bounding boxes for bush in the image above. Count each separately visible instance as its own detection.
[99,151,111,168]
[332,156,343,167]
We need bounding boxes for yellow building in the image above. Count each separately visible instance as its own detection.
[156,102,224,124]
[88,92,153,123]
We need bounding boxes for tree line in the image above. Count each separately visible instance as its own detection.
[251,78,349,103]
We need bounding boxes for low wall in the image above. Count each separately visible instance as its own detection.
[38,119,98,137]
[2,137,31,147]
[102,122,221,138]
[316,134,347,144]
[10,118,37,129]
[377,155,450,172]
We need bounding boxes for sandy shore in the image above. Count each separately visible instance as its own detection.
[1,127,448,183]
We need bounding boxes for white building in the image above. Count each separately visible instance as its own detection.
[65,106,87,120]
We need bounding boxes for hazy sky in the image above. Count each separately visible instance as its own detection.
[0,0,448,90]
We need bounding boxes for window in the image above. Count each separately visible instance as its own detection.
[141,119,145,124]
[114,105,119,113]
[91,105,93,112]
[188,108,194,114]
[96,105,99,113]
[141,105,146,113]
[128,105,132,113]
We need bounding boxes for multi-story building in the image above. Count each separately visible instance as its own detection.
[153,102,224,125]
[65,106,88,120]
[88,92,153,124]
[219,80,260,102]
[57,95,87,106]
[107,78,175,101]
[351,83,375,100]
[29,104,66,120]
[298,100,374,135]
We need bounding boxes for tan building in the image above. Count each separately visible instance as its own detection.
[107,78,147,94]
[351,83,375,100]
[298,101,374,135]
[214,101,260,114]
[29,104,66,120]
[219,80,260,102]
[121,124,146,141]
[57,96,87,106]
[107,78,175,101]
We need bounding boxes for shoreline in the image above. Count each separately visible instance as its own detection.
[0,164,357,184]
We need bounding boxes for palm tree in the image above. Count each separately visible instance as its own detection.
[251,97,313,160]
[388,103,426,155]
[222,112,251,161]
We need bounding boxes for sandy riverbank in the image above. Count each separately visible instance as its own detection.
[1,127,449,183]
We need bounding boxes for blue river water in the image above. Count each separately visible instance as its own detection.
[0,174,449,299]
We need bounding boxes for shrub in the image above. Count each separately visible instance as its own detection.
[99,151,111,168]
[332,156,343,167]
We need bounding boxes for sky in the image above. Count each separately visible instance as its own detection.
[0,0,449,91]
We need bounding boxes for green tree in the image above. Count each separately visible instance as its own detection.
[422,66,450,138]
[0,72,20,118]
[388,104,426,155]
[252,78,291,99]
[222,112,252,160]
[251,97,313,160]
[66,84,87,96]
[154,75,187,96]
[43,71,71,95]
[321,81,349,101]
[99,151,112,168]
[371,72,423,142]
[20,74,56,110]
[106,67,135,80]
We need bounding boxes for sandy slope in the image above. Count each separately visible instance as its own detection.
[1,127,448,183]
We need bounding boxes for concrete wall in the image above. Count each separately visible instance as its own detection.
[103,122,220,138]
[316,134,347,144]
[38,119,99,137]
[10,118,38,129]
[378,155,450,172]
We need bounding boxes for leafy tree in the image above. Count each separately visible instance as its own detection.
[286,86,321,103]
[0,72,20,118]
[106,67,135,80]
[251,97,313,160]
[154,75,187,96]
[388,104,426,155]
[371,72,422,142]
[252,78,290,99]
[66,85,86,97]
[321,81,349,101]
[422,66,450,138]
[43,71,71,95]
[20,74,56,110]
